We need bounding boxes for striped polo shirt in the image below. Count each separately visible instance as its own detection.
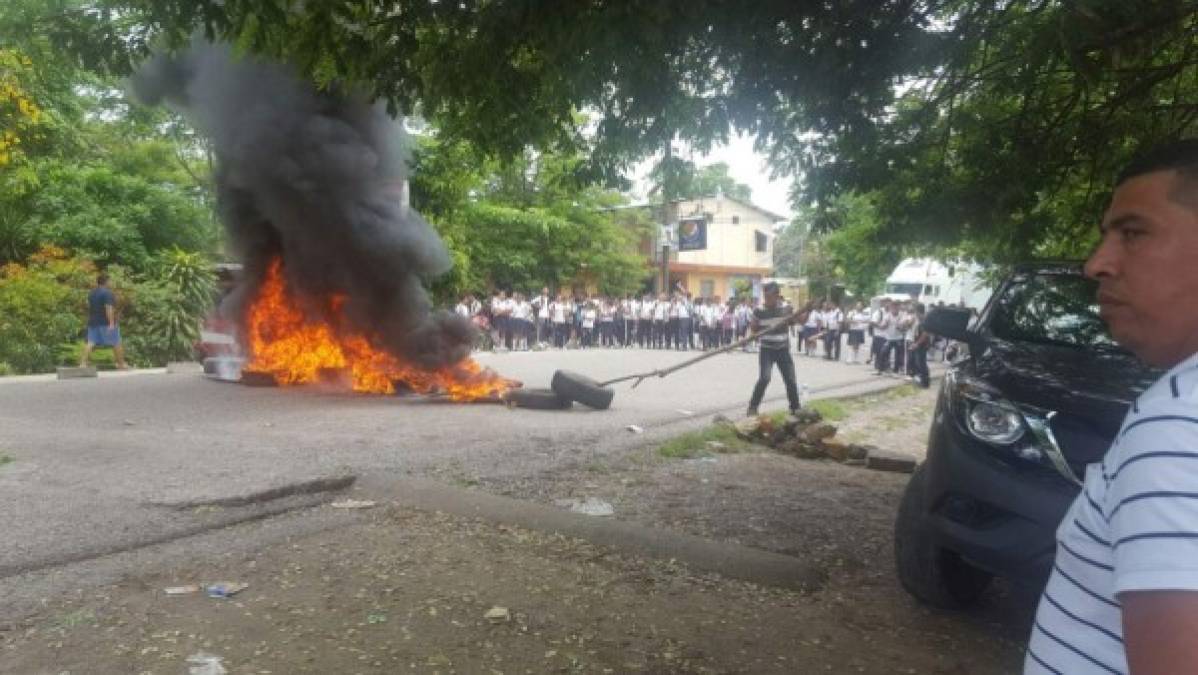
[754,304,791,350]
[1026,352,1198,674]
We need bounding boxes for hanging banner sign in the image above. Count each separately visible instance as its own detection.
[677,216,707,251]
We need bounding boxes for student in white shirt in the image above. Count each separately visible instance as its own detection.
[846,302,871,364]
[874,300,904,374]
[802,306,821,356]
[580,302,597,348]
[822,301,844,362]
[652,294,669,349]
[1024,139,1198,675]
[637,295,653,348]
[550,294,570,349]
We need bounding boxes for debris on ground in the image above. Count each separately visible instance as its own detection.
[626,424,644,434]
[558,497,615,517]
[186,651,227,675]
[204,582,249,599]
[484,606,511,623]
[331,498,378,509]
[865,448,919,473]
[164,585,201,596]
[717,409,916,473]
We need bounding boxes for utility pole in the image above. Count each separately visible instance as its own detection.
[660,140,672,295]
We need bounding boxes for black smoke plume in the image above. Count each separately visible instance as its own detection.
[131,41,473,368]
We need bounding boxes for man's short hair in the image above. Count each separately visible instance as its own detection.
[97,273,109,286]
[762,282,780,294]
[1117,139,1198,210]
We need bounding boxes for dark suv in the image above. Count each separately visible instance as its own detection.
[894,263,1158,608]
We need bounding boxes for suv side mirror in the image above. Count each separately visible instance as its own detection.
[924,307,972,342]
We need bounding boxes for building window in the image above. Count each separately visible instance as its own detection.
[754,230,768,253]
[700,279,715,298]
[731,215,740,225]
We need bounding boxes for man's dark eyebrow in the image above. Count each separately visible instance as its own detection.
[1099,214,1145,233]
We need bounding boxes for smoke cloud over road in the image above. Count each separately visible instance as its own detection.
[131,41,473,368]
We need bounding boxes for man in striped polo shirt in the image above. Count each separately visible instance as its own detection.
[1027,139,1198,674]
[747,282,812,417]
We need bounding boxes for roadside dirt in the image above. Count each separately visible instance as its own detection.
[477,378,1034,673]
[0,376,1033,674]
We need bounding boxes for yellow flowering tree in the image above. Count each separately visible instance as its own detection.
[0,48,43,169]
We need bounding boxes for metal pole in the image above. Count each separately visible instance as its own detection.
[661,243,669,295]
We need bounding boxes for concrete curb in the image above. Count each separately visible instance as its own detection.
[357,476,825,592]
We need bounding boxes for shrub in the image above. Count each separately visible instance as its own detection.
[0,246,92,373]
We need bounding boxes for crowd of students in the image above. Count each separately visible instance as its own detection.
[454,289,945,389]
[454,288,758,352]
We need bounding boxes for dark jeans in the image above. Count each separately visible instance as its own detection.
[909,345,930,387]
[638,319,652,347]
[749,347,801,412]
[877,339,905,373]
[823,330,841,361]
[869,334,885,363]
[677,317,691,351]
[553,323,569,348]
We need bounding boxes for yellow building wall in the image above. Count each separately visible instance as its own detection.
[670,198,776,270]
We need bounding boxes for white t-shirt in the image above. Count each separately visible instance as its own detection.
[581,308,596,329]
[849,310,870,331]
[454,302,470,317]
[551,301,568,324]
[881,311,904,340]
[511,301,530,321]
[805,311,821,329]
[677,301,691,319]
[640,300,655,320]
[1027,353,1198,675]
[653,302,668,321]
[825,309,844,331]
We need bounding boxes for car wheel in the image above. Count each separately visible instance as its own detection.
[894,464,993,609]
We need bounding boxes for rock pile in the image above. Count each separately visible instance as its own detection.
[715,410,917,473]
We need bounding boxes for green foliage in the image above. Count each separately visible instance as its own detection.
[73,0,1196,262]
[0,246,92,373]
[411,135,649,299]
[648,157,752,202]
[119,249,214,365]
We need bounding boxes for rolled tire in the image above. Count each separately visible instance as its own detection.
[505,387,572,410]
[551,370,615,410]
[894,464,993,609]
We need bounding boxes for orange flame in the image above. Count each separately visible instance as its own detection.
[244,258,512,400]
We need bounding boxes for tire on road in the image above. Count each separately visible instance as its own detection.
[505,387,573,410]
[551,370,615,410]
[894,464,993,609]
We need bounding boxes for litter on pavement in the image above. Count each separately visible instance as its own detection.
[565,497,615,517]
[331,498,378,509]
[204,582,249,599]
[186,652,227,675]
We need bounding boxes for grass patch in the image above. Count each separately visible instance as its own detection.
[657,425,754,459]
[0,454,12,468]
[807,398,849,422]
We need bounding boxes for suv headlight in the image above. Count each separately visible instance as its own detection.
[967,401,1024,444]
[946,371,1027,447]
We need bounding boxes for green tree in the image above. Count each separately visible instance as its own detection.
[78,0,1196,261]
[410,134,649,299]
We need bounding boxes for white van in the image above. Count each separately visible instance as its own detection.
[883,258,992,310]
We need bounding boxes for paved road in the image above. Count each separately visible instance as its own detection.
[0,347,923,609]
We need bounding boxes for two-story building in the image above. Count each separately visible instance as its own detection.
[624,195,785,300]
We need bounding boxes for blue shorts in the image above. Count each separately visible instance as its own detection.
[87,326,121,347]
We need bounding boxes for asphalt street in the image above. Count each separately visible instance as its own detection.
[0,347,922,617]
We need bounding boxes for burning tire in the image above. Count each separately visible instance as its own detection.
[551,370,614,410]
[505,387,572,410]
